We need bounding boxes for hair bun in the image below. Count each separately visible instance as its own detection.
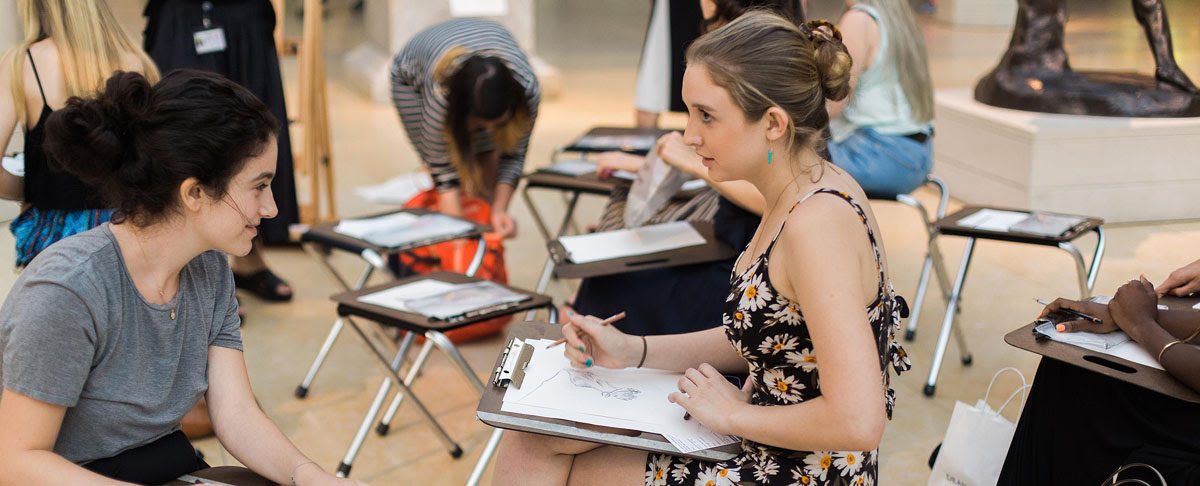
[801,20,853,102]
[43,72,154,184]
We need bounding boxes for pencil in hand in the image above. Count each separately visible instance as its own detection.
[547,312,627,349]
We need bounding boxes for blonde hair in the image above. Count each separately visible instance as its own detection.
[8,0,161,126]
[853,0,933,123]
[687,12,852,156]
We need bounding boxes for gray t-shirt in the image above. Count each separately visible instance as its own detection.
[0,224,241,464]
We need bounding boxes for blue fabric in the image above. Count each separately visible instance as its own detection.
[10,207,114,267]
[828,126,932,199]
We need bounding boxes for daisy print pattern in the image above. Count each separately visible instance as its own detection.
[762,368,805,403]
[738,272,772,312]
[785,348,818,372]
[647,454,671,486]
[643,189,909,486]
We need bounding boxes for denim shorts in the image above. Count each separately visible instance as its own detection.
[828,126,933,199]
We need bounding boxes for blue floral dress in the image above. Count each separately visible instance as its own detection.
[645,188,911,486]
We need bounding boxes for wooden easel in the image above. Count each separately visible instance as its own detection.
[273,0,337,226]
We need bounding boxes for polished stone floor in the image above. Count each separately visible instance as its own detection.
[2,0,1199,484]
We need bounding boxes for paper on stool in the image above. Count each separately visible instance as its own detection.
[558,221,706,264]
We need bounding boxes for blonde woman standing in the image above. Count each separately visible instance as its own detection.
[0,0,159,267]
[827,0,934,198]
[493,12,909,486]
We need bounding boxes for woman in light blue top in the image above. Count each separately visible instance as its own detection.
[827,0,934,198]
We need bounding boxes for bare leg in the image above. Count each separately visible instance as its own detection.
[1131,0,1198,92]
[491,431,647,486]
[492,432,594,486]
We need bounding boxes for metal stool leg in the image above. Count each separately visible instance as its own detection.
[896,177,951,342]
[375,339,436,436]
[335,332,417,477]
[466,428,505,486]
[344,319,463,460]
[424,331,486,392]
[296,245,378,398]
[1059,227,1106,299]
[924,237,976,397]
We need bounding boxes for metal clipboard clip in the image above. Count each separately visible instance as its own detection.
[492,337,535,389]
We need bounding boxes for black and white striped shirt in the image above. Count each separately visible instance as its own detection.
[390,18,540,192]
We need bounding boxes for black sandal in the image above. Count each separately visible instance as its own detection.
[234,268,293,302]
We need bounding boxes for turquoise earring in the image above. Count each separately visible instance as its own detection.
[767,149,773,165]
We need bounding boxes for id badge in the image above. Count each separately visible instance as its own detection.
[193,27,227,55]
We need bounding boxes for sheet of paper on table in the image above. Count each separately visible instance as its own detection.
[502,338,738,453]
[558,221,707,264]
[334,212,475,248]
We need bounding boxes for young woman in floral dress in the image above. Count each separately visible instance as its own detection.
[493,11,909,486]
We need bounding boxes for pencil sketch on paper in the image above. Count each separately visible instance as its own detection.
[523,369,642,401]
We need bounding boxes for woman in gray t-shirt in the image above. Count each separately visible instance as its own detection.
[0,70,369,486]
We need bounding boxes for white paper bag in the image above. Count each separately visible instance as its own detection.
[624,151,688,228]
[928,368,1029,486]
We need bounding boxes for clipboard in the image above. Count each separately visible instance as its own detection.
[476,320,742,462]
[1005,298,1200,404]
[547,222,736,279]
[161,467,273,486]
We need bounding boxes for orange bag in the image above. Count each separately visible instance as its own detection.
[393,189,510,343]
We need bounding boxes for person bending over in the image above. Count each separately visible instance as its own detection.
[493,12,909,486]
[0,70,368,486]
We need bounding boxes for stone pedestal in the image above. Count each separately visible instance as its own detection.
[935,0,1015,28]
[933,89,1200,223]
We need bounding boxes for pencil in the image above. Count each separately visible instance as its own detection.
[547,312,627,349]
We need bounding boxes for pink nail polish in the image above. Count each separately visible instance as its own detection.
[1055,324,1065,332]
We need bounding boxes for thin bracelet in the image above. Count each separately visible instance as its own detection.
[1184,323,1200,344]
[636,335,648,368]
[1158,340,1184,363]
[290,461,317,486]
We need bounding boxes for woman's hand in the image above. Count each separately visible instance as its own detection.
[667,363,751,436]
[1110,276,1160,340]
[655,132,705,179]
[560,313,641,369]
[1039,298,1116,333]
[1156,259,1200,297]
[293,462,374,485]
[595,151,644,178]
[490,210,517,239]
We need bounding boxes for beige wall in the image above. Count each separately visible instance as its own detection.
[2,0,21,52]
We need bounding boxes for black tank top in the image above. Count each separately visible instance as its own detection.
[22,50,103,210]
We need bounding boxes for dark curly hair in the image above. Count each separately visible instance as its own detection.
[42,69,278,227]
[702,0,805,31]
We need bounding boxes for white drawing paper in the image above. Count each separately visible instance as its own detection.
[956,209,1029,232]
[334,212,475,248]
[502,339,738,453]
[542,160,597,176]
[558,221,707,264]
[356,279,457,312]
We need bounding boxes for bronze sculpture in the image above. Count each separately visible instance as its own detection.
[975,0,1200,117]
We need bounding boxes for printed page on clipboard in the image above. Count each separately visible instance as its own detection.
[357,280,530,321]
[501,338,738,453]
[558,221,707,264]
[334,212,475,248]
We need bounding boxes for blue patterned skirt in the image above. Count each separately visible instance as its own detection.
[10,207,114,267]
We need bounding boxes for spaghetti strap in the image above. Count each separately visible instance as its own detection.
[767,188,888,294]
[26,50,50,108]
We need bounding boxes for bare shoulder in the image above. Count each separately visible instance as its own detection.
[838,9,879,37]
[777,193,870,252]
